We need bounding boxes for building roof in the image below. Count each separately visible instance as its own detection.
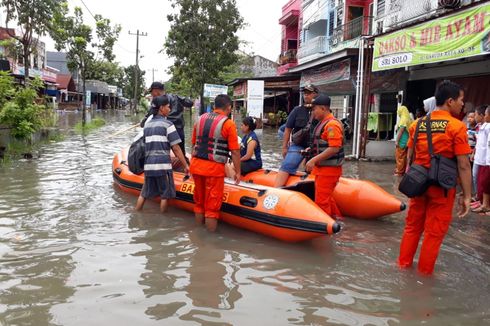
[227,74,301,86]
[56,74,76,91]
[0,27,16,41]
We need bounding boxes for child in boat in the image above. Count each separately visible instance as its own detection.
[239,117,262,175]
[135,95,189,213]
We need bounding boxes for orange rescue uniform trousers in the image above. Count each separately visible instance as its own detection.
[398,185,456,275]
[315,174,342,218]
[192,174,225,220]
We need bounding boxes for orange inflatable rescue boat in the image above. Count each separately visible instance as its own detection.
[113,148,340,242]
[241,170,406,220]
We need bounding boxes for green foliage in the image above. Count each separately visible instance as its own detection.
[0,39,22,62]
[86,60,124,86]
[122,65,146,99]
[93,15,122,62]
[74,117,106,133]
[267,110,288,126]
[0,0,66,80]
[165,0,244,98]
[39,104,58,128]
[218,52,254,84]
[0,71,15,109]
[139,97,149,111]
[50,4,120,124]
[0,75,45,139]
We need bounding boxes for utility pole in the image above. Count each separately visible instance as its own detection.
[128,29,148,113]
[150,68,158,83]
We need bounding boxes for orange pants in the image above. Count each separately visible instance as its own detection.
[192,174,224,219]
[395,146,408,175]
[398,186,456,275]
[315,175,342,218]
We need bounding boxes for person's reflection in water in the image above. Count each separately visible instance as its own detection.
[180,229,242,324]
[129,212,241,323]
[397,275,436,323]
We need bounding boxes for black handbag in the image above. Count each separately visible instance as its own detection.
[426,117,458,190]
[398,118,430,198]
[399,114,459,197]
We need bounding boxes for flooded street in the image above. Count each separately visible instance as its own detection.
[0,111,489,325]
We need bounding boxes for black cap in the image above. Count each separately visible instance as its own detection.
[151,95,169,112]
[149,81,164,91]
[300,83,319,93]
[312,94,331,107]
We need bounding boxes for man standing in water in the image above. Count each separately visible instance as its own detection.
[190,94,241,232]
[305,94,344,218]
[136,95,189,212]
[274,84,319,187]
[142,82,193,157]
[398,80,472,275]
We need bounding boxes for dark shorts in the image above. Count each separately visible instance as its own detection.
[141,171,176,199]
[241,160,262,175]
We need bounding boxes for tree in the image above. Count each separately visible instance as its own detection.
[85,60,124,86]
[50,4,120,125]
[121,65,145,100]
[218,52,254,84]
[165,0,244,113]
[1,0,65,82]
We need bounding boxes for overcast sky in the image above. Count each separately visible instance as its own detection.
[41,0,286,87]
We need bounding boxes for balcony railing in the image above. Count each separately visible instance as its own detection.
[330,16,373,47]
[278,49,297,65]
[297,36,329,60]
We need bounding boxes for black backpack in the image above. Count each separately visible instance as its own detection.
[128,136,145,175]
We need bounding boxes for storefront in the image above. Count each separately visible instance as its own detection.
[299,57,358,119]
[362,1,490,158]
[229,75,301,123]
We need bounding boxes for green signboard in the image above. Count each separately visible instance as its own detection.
[372,3,490,72]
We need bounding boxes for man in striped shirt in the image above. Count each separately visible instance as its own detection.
[135,95,189,212]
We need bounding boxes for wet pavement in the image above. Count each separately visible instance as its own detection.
[0,110,488,325]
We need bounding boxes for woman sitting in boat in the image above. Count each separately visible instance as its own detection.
[240,116,262,175]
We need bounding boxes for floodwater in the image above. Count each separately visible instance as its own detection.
[0,110,488,326]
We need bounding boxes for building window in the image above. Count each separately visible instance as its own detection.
[377,0,385,16]
[328,11,335,36]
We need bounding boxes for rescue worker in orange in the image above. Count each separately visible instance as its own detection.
[305,94,344,218]
[190,94,241,232]
[398,80,472,275]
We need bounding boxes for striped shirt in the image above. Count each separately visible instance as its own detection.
[143,115,181,176]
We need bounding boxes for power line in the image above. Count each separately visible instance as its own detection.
[79,0,96,21]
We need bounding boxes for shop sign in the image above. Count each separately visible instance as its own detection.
[373,3,490,72]
[85,90,91,108]
[300,58,351,87]
[264,80,300,88]
[246,80,264,118]
[233,82,247,97]
[203,83,228,98]
[42,69,57,83]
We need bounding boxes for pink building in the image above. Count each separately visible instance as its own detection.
[277,0,301,75]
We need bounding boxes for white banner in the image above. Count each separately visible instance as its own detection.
[246,80,264,118]
[85,90,91,108]
[203,83,228,98]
